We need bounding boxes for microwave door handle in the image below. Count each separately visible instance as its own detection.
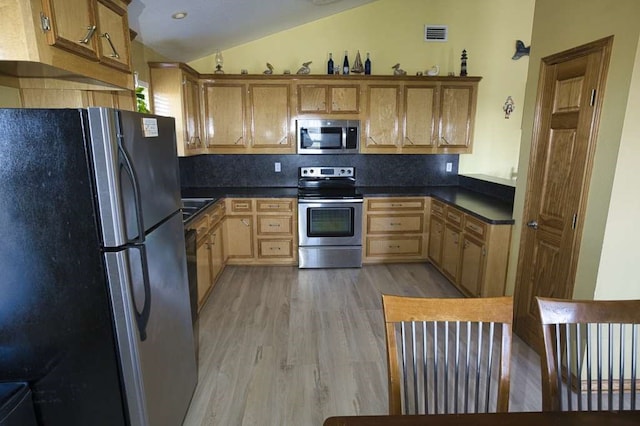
[342,127,347,149]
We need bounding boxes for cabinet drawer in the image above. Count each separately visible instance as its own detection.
[258,239,293,258]
[367,214,424,234]
[256,199,294,212]
[445,206,463,229]
[431,200,445,218]
[366,236,423,257]
[257,216,292,235]
[464,215,487,241]
[228,199,253,213]
[367,198,425,211]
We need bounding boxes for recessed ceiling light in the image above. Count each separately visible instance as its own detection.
[172,12,188,19]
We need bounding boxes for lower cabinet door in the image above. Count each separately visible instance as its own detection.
[428,216,444,267]
[225,216,254,259]
[459,234,484,297]
[196,234,212,309]
[441,224,461,283]
[210,224,224,281]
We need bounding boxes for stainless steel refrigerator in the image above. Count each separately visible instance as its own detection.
[0,108,197,425]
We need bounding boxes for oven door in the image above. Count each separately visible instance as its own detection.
[298,199,363,247]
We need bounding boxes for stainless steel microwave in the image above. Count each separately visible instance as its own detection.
[296,119,360,154]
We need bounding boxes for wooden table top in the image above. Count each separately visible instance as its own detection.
[323,410,640,426]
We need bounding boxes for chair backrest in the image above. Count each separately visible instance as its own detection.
[382,294,513,415]
[536,297,640,411]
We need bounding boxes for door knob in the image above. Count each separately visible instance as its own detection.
[527,220,539,230]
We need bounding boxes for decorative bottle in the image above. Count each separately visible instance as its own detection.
[327,53,334,75]
[343,51,349,75]
[364,52,371,75]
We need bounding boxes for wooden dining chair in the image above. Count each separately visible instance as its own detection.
[382,294,513,415]
[536,297,640,411]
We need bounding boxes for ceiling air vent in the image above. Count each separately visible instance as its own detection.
[424,25,448,42]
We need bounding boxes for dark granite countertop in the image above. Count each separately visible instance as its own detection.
[359,186,514,224]
[181,185,514,225]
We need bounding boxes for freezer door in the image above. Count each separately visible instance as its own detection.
[105,213,197,426]
[87,108,181,247]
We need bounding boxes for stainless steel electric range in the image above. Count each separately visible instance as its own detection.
[297,166,363,268]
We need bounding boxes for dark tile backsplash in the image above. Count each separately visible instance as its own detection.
[179,154,460,187]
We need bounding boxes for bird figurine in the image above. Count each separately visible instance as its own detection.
[426,65,440,76]
[263,63,274,74]
[512,40,531,60]
[392,63,406,76]
[296,61,312,75]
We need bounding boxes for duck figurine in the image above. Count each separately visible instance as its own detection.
[296,61,312,75]
[426,65,440,76]
[392,63,406,76]
[263,63,274,75]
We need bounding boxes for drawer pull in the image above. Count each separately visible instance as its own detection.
[268,224,281,227]
[390,222,401,226]
[391,203,402,207]
[241,219,250,226]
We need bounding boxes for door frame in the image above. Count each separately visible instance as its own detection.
[513,36,613,347]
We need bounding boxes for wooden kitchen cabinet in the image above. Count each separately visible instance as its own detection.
[249,84,292,150]
[95,0,131,72]
[427,198,511,297]
[363,197,429,263]
[199,78,294,154]
[187,200,226,310]
[364,85,401,150]
[149,62,204,156]
[20,87,135,110]
[202,83,246,150]
[361,78,479,154]
[297,83,360,114]
[402,84,438,151]
[223,198,297,265]
[427,200,445,266]
[1,0,133,90]
[441,207,463,283]
[437,82,478,151]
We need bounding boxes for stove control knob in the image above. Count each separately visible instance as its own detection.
[303,169,308,174]
[340,169,345,175]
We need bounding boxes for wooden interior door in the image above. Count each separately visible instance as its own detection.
[514,37,612,349]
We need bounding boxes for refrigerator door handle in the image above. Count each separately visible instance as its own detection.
[130,244,152,341]
[118,142,146,244]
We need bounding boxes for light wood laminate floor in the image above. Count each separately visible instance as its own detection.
[183,264,542,426]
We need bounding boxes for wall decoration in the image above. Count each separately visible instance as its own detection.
[503,96,515,119]
[512,40,530,60]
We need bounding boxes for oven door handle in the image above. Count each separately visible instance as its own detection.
[298,198,363,204]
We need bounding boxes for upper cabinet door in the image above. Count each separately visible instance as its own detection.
[249,84,292,150]
[298,85,328,113]
[365,85,400,149]
[95,0,131,71]
[203,83,246,150]
[330,85,359,113]
[403,85,438,149]
[438,84,476,149]
[41,0,99,60]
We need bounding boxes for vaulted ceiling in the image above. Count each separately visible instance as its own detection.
[128,0,378,62]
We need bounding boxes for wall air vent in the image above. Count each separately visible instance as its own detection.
[424,25,448,42]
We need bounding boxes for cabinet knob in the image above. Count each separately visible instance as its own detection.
[526,220,539,230]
